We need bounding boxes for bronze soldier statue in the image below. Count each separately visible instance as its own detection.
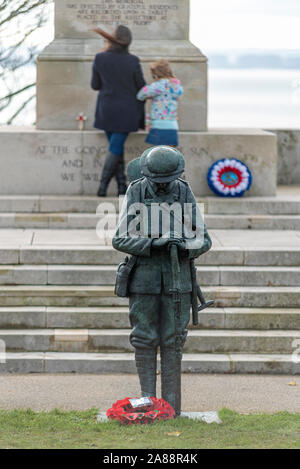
[113,146,212,416]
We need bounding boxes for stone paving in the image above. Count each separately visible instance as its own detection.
[0,374,299,413]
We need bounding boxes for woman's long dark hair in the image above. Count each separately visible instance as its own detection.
[107,42,129,53]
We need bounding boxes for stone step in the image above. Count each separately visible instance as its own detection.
[0,189,299,215]
[0,213,116,229]
[0,285,299,307]
[0,306,129,329]
[206,197,300,216]
[0,265,299,286]
[2,246,300,266]
[207,215,300,230]
[0,196,120,214]
[1,328,300,354]
[1,213,300,230]
[0,306,300,330]
[0,285,126,307]
[1,352,299,374]
[196,308,300,330]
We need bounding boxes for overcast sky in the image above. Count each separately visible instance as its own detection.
[190,0,300,50]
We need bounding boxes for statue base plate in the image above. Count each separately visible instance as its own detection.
[97,411,222,424]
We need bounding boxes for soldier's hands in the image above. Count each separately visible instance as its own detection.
[168,239,186,251]
[152,238,187,251]
[152,238,170,248]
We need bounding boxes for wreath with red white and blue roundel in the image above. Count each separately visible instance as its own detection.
[207,158,252,197]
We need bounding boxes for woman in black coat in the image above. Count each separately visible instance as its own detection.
[91,25,146,196]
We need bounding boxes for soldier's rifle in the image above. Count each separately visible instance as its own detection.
[169,242,183,417]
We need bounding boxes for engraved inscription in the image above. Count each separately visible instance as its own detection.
[34,142,187,185]
[66,1,179,27]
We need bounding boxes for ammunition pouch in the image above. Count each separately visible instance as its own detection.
[114,255,137,298]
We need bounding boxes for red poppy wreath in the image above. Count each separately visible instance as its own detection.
[107,397,175,425]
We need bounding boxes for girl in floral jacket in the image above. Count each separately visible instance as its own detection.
[137,59,183,147]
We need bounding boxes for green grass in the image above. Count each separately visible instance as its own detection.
[0,408,299,449]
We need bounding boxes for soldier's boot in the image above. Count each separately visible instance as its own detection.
[160,346,182,416]
[115,153,127,195]
[135,348,157,398]
[97,151,121,197]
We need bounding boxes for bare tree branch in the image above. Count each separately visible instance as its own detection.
[0,1,48,28]
[1,24,39,61]
[0,0,51,124]
[7,93,35,124]
[0,1,10,13]
[0,83,36,103]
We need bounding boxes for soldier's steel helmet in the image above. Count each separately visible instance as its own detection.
[127,157,142,183]
[140,146,185,183]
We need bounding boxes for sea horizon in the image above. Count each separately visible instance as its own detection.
[1,66,300,129]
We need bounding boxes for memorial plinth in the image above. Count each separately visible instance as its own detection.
[37,0,207,132]
[0,0,278,196]
[0,127,276,196]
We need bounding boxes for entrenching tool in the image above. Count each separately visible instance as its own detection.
[190,259,214,326]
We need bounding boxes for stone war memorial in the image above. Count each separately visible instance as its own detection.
[0,0,277,196]
[0,0,300,388]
